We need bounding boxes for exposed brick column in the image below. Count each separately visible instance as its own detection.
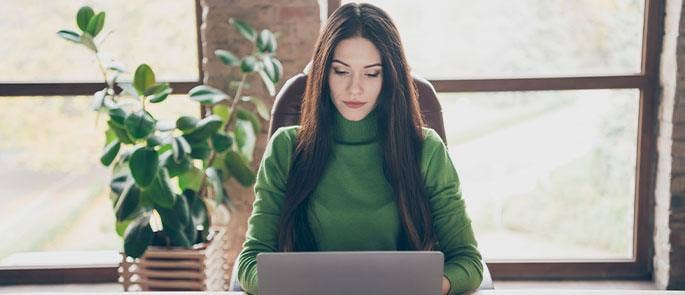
[655,0,685,289]
[199,0,321,285]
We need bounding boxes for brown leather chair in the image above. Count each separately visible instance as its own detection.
[229,70,494,291]
[267,73,448,143]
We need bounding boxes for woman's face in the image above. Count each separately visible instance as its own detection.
[328,37,383,121]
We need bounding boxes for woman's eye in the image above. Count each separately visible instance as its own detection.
[366,72,380,78]
[334,70,349,75]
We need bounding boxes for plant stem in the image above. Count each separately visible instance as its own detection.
[95,53,110,87]
[198,152,217,200]
[224,74,248,132]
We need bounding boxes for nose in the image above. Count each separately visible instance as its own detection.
[348,74,363,97]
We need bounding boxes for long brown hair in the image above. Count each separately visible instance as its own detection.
[278,3,436,252]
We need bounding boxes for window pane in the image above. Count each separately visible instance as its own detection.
[438,89,639,260]
[0,0,198,82]
[342,1,644,79]
[0,96,198,260]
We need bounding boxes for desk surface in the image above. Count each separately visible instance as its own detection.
[216,290,685,295]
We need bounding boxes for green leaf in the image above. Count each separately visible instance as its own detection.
[80,33,97,52]
[146,135,163,148]
[258,70,276,96]
[110,173,130,200]
[262,56,282,83]
[91,88,107,111]
[211,153,230,182]
[176,116,199,133]
[129,147,159,188]
[86,12,106,37]
[57,30,81,43]
[206,167,228,204]
[235,119,256,162]
[156,203,183,232]
[125,110,156,140]
[133,64,156,95]
[229,18,256,41]
[174,193,191,227]
[240,56,257,74]
[183,115,223,143]
[124,214,153,258]
[108,107,126,126]
[236,108,261,133]
[249,96,270,120]
[188,85,228,105]
[215,49,240,66]
[114,182,141,221]
[209,105,227,130]
[76,6,95,32]
[211,132,233,153]
[100,139,120,166]
[166,227,192,247]
[185,190,209,232]
[161,150,192,177]
[172,136,191,162]
[105,128,117,146]
[179,167,203,192]
[256,29,277,53]
[145,83,172,103]
[188,140,211,160]
[116,220,131,237]
[225,150,256,186]
[107,121,135,144]
[269,57,283,83]
[143,169,176,208]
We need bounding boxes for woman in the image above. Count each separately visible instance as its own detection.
[238,3,482,294]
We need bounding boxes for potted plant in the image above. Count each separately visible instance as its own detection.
[58,6,282,290]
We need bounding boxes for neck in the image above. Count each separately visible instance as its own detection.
[332,107,379,144]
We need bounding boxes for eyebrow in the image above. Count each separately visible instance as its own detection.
[332,59,382,68]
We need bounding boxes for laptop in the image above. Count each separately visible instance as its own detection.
[257,251,444,295]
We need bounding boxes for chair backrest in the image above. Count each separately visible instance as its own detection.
[268,73,448,144]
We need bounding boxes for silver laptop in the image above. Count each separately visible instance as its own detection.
[257,251,443,295]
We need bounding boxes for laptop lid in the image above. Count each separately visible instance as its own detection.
[257,251,444,295]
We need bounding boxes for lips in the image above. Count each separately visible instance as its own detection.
[343,101,366,109]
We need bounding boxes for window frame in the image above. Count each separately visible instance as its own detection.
[0,0,204,284]
[331,0,662,280]
[0,0,662,284]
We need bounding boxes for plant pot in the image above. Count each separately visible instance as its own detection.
[118,228,228,291]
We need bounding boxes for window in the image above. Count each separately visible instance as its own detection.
[338,0,660,278]
[0,0,202,283]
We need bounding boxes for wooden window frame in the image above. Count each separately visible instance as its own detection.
[0,0,663,285]
[0,0,204,284]
[330,0,663,280]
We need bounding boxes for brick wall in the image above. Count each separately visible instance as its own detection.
[199,0,321,278]
[655,0,685,289]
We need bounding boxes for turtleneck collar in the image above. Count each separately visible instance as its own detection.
[332,107,379,144]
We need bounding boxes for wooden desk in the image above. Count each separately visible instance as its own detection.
[471,290,684,295]
[220,290,684,295]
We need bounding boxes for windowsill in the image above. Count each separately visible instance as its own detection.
[494,280,657,290]
[0,250,120,269]
[0,280,659,292]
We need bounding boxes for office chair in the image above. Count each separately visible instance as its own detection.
[229,70,494,291]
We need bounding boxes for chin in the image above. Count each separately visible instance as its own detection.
[341,110,370,121]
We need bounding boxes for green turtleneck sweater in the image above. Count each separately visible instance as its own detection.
[238,109,483,295]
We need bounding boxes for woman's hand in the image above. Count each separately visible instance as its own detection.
[442,276,450,295]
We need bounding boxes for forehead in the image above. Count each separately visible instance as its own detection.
[332,37,381,67]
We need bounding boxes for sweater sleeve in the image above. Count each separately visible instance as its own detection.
[422,129,483,295]
[237,127,296,295]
